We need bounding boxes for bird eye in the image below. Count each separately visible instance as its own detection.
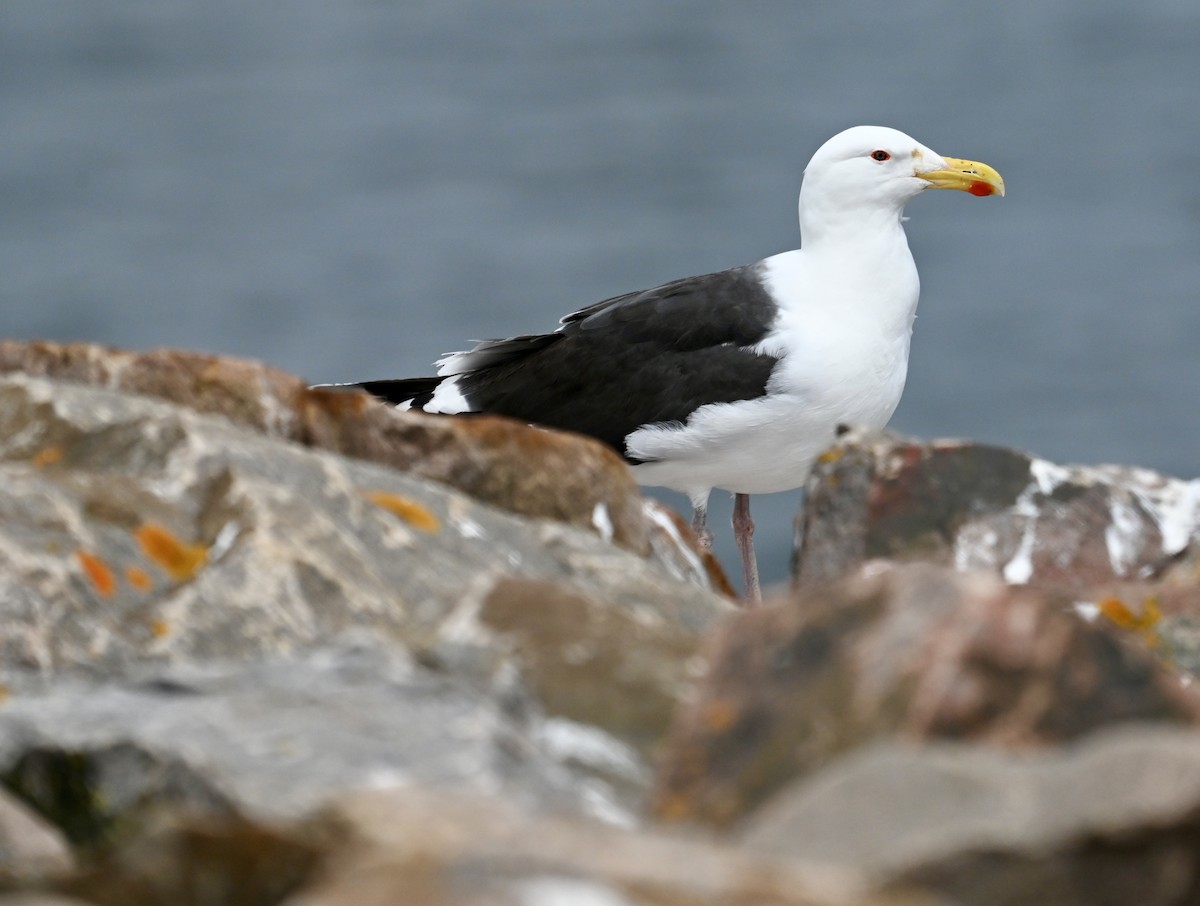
[870,149,891,162]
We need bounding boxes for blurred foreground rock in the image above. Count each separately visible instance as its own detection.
[26,787,919,906]
[653,561,1200,828]
[5,341,1200,905]
[740,725,1200,906]
[0,789,73,883]
[0,343,733,883]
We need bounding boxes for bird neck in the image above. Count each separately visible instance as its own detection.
[797,193,910,251]
[768,191,920,341]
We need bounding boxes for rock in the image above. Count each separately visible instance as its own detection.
[0,339,730,581]
[0,372,727,672]
[42,786,924,906]
[282,787,924,906]
[305,388,657,556]
[58,809,320,906]
[471,578,704,761]
[739,725,1200,906]
[14,338,1200,905]
[795,429,1200,590]
[0,340,307,440]
[0,643,629,832]
[652,561,1200,828]
[1059,584,1200,684]
[0,787,74,882]
[642,498,738,598]
[0,368,731,834]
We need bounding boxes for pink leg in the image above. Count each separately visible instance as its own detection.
[732,493,761,604]
[690,504,714,551]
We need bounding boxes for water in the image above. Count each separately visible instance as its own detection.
[3,0,1199,591]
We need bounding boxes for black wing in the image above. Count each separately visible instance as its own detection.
[431,263,782,459]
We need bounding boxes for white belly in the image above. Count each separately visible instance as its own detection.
[627,348,908,496]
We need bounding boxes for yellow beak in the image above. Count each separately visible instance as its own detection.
[921,156,1005,197]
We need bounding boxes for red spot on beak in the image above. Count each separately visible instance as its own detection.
[968,182,994,197]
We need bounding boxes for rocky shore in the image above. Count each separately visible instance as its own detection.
[1,340,1198,905]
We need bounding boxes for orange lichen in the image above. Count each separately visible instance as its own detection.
[701,699,739,733]
[148,618,171,639]
[1098,596,1161,646]
[1098,597,1134,627]
[76,549,117,599]
[363,490,441,533]
[136,523,209,581]
[125,565,155,592]
[654,792,692,822]
[32,446,63,468]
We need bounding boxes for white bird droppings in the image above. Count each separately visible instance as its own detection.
[1105,496,1146,578]
[454,517,485,539]
[591,503,614,543]
[514,877,634,906]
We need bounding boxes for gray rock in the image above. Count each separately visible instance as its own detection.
[0,642,637,830]
[0,374,726,675]
[7,786,924,906]
[297,787,916,906]
[795,429,1200,589]
[0,339,729,578]
[0,371,731,836]
[0,373,727,671]
[0,787,74,882]
[277,786,922,906]
[651,562,1200,829]
[740,724,1200,906]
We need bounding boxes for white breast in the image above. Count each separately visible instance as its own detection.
[627,241,920,499]
[761,246,918,425]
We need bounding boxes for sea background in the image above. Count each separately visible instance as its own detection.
[4,0,1198,592]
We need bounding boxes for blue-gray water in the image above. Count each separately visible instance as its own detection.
[4,1,1199,592]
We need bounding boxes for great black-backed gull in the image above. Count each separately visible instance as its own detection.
[336,126,1004,601]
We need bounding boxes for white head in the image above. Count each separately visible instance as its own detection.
[798,125,1003,243]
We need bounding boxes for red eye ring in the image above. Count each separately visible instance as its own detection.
[870,149,891,162]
